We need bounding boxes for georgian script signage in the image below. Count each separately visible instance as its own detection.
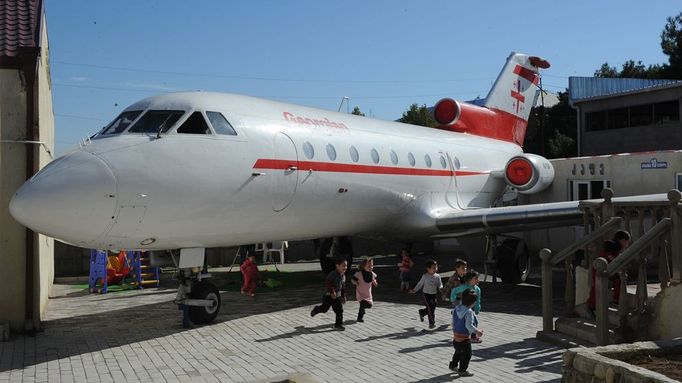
[641,158,668,169]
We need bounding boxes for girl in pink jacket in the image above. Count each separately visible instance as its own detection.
[352,257,378,322]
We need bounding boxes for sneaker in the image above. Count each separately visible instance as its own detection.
[458,371,473,377]
[334,324,345,331]
[448,362,458,371]
[310,308,317,317]
[357,317,364,323]
[429,323,436,329]
[419,312,425,322]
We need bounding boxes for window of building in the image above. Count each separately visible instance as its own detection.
[408,152,416,167]
[607,108,628,130]
[676,173,682,190]
[654,100,680,124]
[177,112,211,134]
[128,110,185,134]
[101,110,142,135]
[349,146,359,162]
[585,111,607,131]
[630,104,653,127]
[568,179,611,201]
[371,148,380,164]
[326,144,337,161]
[424,154,432,168]
[303,141,314,159]
[390,150,399,165]
[206,111,238,135]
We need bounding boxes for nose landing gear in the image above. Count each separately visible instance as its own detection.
[166,248,222,328]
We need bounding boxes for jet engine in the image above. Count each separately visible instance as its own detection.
[504,154,554,194]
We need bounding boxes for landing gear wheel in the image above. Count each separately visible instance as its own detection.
[188,281,221,324]
[497,238,530,284]
[316,237,354,274]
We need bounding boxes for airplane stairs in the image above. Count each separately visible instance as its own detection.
[130,251,160,289]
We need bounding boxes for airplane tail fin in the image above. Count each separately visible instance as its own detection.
[433,52,549,146]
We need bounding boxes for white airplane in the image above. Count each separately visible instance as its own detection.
[10,52,581,325]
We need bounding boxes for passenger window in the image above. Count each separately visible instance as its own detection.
[408,152,416,167]
[424,154,432,168]
[390,150,399,165]
[177,112,210,134]
[303,142,315,159]
[128,110,185,134]
[371,149,380,164]
[326,144,337,161]
[101,110,142,135]
[206,111,237,135]
[440,155,447,168]
[349,146,359,163]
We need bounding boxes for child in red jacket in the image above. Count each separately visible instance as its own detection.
[240,253,259,297]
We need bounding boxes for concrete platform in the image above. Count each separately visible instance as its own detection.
[0,262,563,382]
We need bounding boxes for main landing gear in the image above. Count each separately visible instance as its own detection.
[165,248,222,327]
[316,237,354,274]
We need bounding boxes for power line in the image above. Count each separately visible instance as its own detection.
[52,60,494,84]
[55,113,108,122]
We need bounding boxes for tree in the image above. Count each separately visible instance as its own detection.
[547,130,575,158]
[351,106,365,116]
[661,12,682,79]
[594,62,618,78]
[398,104,437,127]
[594,60,662,79]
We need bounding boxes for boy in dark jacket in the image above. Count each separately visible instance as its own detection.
[311,258,348,330]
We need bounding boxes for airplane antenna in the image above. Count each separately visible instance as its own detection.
[338,96,350,113]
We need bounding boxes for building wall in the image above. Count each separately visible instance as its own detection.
[0,13,55,331]
[36,14,55,320]
[577,87,682,156]
[0,68,28,329]
[520,151,682,253]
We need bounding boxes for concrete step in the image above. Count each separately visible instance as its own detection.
[555,317,617,345]
[535,330,595,349]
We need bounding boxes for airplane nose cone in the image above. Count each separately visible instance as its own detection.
[9,151,117,245]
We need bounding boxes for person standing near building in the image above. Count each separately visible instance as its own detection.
[240,253,259,297]
[587,230,631,313]
[409,259,443,329]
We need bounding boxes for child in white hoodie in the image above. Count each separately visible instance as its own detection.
[450,290,482,377]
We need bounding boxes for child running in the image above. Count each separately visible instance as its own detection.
[450,270,482,314]
[409,259,443,329]
[450,290,482,377]
[352,257,378,322]
[397,248,414,292]
[442,258,467,302]
[239,253,259,297]
[311,258,348,330]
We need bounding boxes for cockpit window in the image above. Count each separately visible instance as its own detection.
[100,111,142,135]
[127,110,185,134]
[206,111,238,135]
[177,112,210,134]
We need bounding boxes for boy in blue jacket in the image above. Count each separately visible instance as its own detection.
[450,290,482,377]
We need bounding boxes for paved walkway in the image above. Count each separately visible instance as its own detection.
[0,263,563,383]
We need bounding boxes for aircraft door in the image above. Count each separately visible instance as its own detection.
[272,133,299,212]
[445,153,463,209]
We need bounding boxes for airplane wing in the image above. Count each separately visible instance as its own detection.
[433,193,670,238]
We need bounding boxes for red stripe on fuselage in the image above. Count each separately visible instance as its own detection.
[253,159,486,177]
[513,65,539,85]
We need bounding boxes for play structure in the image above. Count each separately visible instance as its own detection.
[88,250,160,293]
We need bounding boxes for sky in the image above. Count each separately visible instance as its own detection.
[45,1,680,155]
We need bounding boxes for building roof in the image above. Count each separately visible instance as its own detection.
[0,0,41,62]
[569,76,682,104]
